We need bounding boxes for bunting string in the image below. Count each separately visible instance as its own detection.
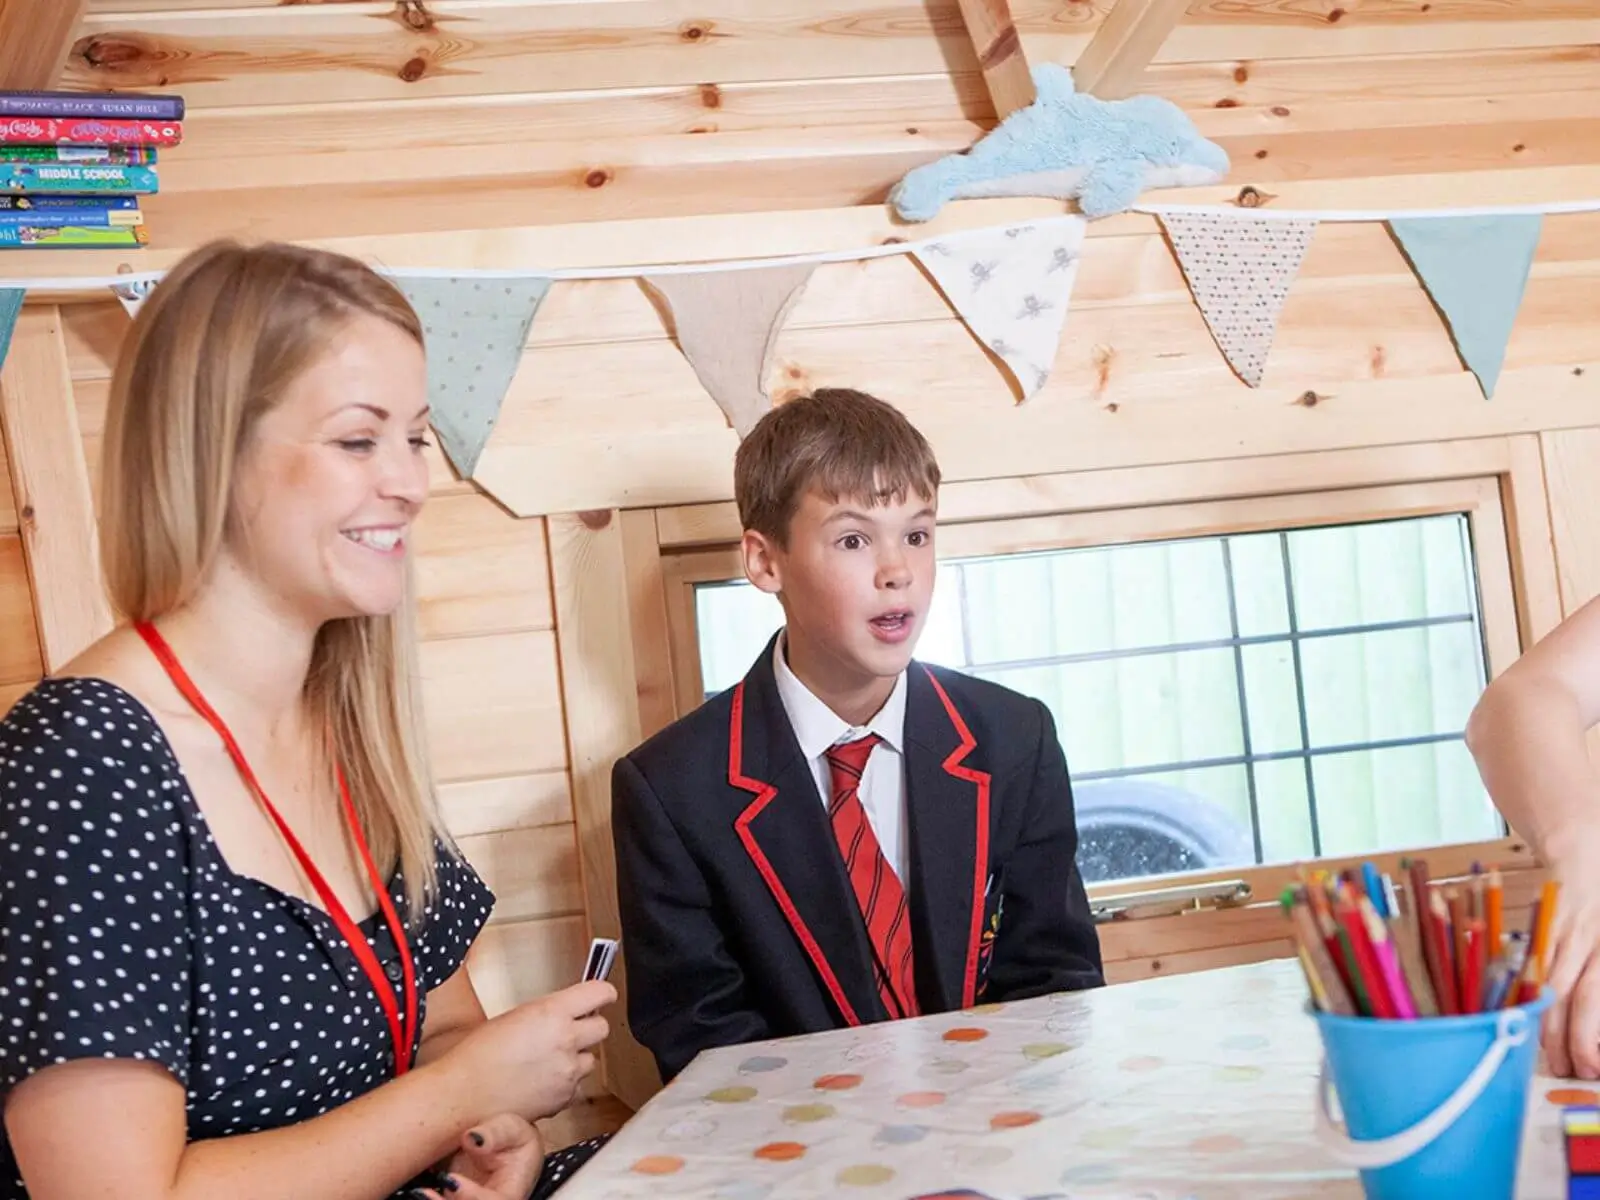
[1,198,1598,294]
[1,195,1596,481]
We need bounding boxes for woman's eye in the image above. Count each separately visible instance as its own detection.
[409,434,433,451]
[337,438,377,453]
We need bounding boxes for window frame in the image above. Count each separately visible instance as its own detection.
[640,439,1559,906]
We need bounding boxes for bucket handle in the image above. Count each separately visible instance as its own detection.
[1314,1007,1532,1170]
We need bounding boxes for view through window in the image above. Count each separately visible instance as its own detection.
[691,513,1506,886]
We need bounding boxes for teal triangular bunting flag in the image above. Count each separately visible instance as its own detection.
[0,289,23,376]
[397,275,551,479]
[1388,214,1543,399]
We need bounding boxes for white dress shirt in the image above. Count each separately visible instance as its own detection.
[772,634,910,885]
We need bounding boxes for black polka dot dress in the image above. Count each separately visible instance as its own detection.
[0,678,590,1199]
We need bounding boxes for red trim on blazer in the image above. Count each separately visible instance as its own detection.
[727,680,863,1026]
[922,667,992,1009]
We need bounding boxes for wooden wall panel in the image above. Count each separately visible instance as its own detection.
[1540,427,1600,614]
[65,2,1600,111]
[0,534,42,686]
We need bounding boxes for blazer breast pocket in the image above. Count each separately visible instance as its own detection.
[975,869,1005,996]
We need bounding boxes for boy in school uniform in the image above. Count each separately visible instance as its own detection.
[612,388,1104,1083]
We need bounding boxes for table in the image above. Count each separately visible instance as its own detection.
[561,959,1579,1199]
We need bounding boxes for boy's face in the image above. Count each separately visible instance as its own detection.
[743,486,937,697]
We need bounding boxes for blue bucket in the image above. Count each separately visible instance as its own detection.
[1313,991,1552,1200]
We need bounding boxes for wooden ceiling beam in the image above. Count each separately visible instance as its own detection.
[0,0,91,91]
[1071,0,1193,100]
[954,0,1037,120]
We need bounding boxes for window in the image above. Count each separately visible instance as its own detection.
[658,475,1523,893]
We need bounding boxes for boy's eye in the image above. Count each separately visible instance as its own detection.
[839,534,866,551]
[907,530,930,547]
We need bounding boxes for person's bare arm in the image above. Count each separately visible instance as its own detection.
[416,965,489,1068]
[1467,592,1600,1077]
[6,1052,472,1200]
[4,979,614,1200]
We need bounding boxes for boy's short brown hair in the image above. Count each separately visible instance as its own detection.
[734,388,942,546]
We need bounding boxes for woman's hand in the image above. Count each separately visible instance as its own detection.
[1541,832,1600,1078]
[434,980,616,1124]
[413,1113,545,1200]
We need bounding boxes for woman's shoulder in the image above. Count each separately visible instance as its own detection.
[0,675,184,807]
[1,675,169,753]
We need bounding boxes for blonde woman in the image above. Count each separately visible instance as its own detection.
[0,241,615,1200]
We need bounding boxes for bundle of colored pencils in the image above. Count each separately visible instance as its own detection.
[1282,859,1560,1019]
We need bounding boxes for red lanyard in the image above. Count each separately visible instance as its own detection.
[134,620,419,1077]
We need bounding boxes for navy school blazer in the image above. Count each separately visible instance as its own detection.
[611,636,1105,1082]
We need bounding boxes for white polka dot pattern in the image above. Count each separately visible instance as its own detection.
[0,678,495,1199]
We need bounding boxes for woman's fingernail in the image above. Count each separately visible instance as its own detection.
[469,1131,485,1147]
[443,1176,461,1193]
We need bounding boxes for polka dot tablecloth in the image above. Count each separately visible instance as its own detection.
[558,959,1577,1199]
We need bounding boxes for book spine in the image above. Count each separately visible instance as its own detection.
[0,163,159,193]
[0,117,182,147]
[0,223,149,248]
[0,207,144,228]
[0,195,141,212]
[0,145,155,165]
[0,91,184,120]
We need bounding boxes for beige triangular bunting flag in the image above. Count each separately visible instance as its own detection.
[644,264,814,437]
[912,218,1087,402]
[1160,212,1318,387]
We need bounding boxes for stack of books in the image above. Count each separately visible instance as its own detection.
[0,89,183,250]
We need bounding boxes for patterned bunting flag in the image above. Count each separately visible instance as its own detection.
[1160,212,1318,387]
[397,275,551,479]
[643,264,814,437]
[1388,214,1543,399]
[912,218,1087,401]
[110,277,155,320]
[0,289,20,375]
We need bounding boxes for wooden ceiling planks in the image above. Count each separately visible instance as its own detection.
[0,1,1584,262]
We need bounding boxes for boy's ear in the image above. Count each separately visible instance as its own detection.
[741,529,784,595]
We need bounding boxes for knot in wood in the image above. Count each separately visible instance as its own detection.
[396,0,434,31]
[698,83,721,108]
[679,21,710,42]
[398,56,428,82]
[74,34,148,71]
[584,168,612,189]
[578,509,613,530]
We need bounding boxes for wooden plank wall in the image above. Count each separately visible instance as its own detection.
[33,2,1598,249]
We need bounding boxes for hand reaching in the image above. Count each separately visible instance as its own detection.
[1541,839,1600,1078]
[413,1113,545,1200]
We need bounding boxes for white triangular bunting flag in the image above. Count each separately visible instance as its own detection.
[1160,212,1317,387]
[110,277,155,319]
[912,217,1087,401]
[397,275,551,479]
[643,264,814,437]
[1387,214,1542,399]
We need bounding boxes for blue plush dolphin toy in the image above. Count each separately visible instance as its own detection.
[890,62,1229,221]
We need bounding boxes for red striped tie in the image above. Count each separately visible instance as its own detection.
[825,735,919,1020]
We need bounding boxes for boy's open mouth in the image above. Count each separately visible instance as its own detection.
[869,610,914,643]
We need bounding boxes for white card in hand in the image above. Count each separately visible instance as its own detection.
[582,937,618,983]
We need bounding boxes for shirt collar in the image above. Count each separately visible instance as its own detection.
[772,632,907,760]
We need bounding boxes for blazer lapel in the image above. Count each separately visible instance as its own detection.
[727,641,886,1026]
[905,664,992,1011]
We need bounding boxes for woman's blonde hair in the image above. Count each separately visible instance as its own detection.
[100,238,446,917]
